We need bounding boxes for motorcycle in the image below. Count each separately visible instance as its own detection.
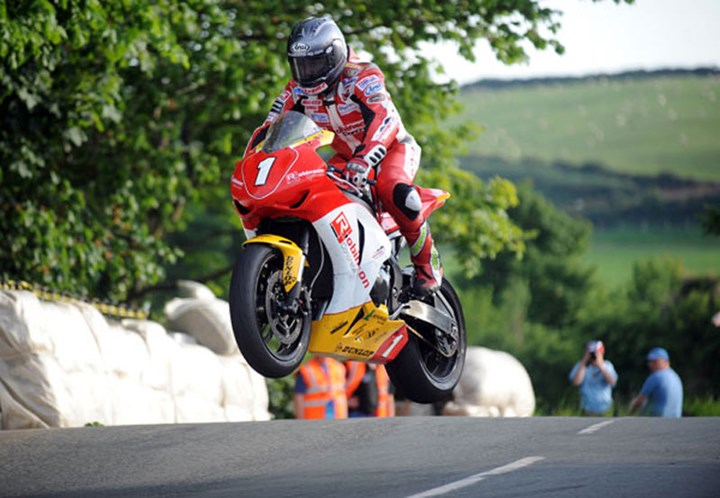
[229,110,466,403]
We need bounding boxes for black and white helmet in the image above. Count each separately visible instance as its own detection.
[287,16,347,95]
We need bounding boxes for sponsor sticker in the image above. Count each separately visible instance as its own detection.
[372,116,397,142]
[283,256,296,287]
[330,212,353,242]
[311,112,330,123]
[357,75,379,90]
[346,232,361,265]
[286,168,325,184]
[290,42,310,55]
[302,98,323,108]
[365,82,383,96]
[341,120,365,136]
[337,102,360,115]
[372,245,386,260]
[342,76,358,87]
[339,346,373,358]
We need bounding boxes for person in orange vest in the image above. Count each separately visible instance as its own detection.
[345,361,395,417]
[293,355,348,419]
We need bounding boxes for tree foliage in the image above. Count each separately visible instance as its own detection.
[701,204,720,236]
[1,1,631,302]
[461,182,594,327]
[458,183,596,411]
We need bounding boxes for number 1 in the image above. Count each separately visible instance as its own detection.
[255,157,276,186]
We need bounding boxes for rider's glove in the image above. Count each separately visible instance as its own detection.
[343,158,370,188]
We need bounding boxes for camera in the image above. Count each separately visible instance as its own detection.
[585,340,604,364]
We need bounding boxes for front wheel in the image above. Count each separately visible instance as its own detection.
[229,244,310,378]
[387,278,467,403]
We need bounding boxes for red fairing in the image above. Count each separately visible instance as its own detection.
[370,326,409,363]
[230,136,350,231]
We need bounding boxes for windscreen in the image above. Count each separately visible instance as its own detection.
[262,111,322,153]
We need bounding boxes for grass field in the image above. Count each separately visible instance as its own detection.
[455,74,720,181]
[452,72,720,286]
[582,225,720,288]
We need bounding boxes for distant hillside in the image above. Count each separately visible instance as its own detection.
[461,67,720,91]
[453,69,720,182]
[455,69,720,284]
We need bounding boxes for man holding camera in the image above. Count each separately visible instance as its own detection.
[569,340,619,416]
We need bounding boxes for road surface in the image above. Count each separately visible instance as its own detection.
[1,417,719,497]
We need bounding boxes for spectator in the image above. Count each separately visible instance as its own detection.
[293,356,348,419]
[569,340,618,416]
[630,347,683,417]
[345,361,394,417]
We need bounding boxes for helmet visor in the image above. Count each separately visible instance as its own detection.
[290,53,331,87]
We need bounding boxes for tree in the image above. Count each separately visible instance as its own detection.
[701,204,720,236]
[463,182,594,328]
[1,1,631,303]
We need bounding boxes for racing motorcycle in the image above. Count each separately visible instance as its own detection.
[229,110,466,403]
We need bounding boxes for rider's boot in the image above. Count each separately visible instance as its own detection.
[405,221,443,297]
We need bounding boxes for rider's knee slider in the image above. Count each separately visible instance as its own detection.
[393,183,421,221]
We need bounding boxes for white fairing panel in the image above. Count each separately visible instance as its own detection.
[314,203,391,314]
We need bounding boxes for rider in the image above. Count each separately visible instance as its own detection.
[252,15,442,295]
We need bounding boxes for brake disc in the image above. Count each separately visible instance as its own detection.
[265,272,303,345]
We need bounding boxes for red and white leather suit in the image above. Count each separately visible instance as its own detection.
[259,49,442,287]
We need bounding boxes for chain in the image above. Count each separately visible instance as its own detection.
[0,279,150,320]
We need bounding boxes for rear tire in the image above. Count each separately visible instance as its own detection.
[229,244,310,378]
[387,278,466,403]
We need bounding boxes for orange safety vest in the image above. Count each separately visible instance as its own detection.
[375,365,392,418]
[297,358,348,419]
[345,361,393,417]
[345,361,367,398]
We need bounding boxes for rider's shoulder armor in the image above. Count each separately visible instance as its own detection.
[338,51,384,101]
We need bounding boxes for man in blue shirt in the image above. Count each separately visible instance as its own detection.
[569,340,618,415]
[630,347,683,417]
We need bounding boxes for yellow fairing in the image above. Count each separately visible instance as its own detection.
[243,235,304,293]
[309,302,406,360]
[307,129,334,147]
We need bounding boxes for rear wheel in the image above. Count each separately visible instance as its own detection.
[229,244,310,378]
[387,278,466,403]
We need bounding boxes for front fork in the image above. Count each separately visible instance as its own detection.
[243,230,310,315]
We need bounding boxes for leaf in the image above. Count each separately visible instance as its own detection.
[63,127,87,147]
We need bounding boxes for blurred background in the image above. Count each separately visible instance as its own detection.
[1,0,718,417]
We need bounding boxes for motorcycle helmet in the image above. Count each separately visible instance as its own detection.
[287,16,347,95]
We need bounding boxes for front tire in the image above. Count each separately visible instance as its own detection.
[387,278,466,403]
[229,244,310,378]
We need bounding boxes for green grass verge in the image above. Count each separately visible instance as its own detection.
[582,225,720,287]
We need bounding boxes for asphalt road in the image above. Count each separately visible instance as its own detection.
[1,417,719,497]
